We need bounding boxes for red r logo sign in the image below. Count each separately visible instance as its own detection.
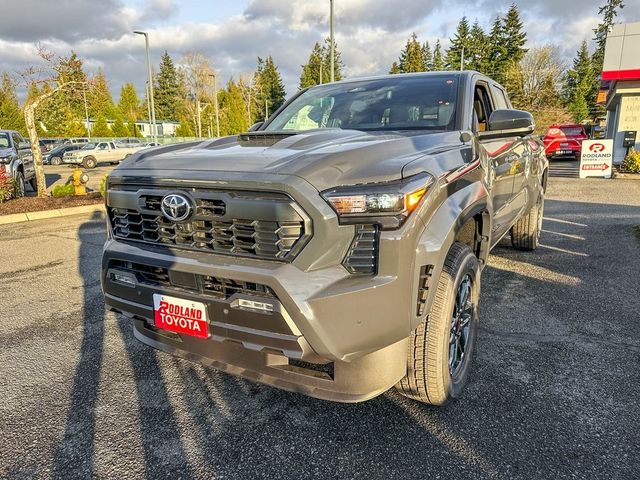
[589,143,605,153]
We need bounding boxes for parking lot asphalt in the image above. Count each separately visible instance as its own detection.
[42,163,117,193]
[1,177,639,480]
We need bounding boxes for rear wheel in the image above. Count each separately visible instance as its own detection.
[28,175,37,192]
[511,194,544,251]
[396,242,480,406]
[83,156,97,169]
[50,156,62,166]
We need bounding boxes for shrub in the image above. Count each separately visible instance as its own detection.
[99,174,108,198]
[0,168,17,203]
[51,184,76,197]
[622,148,640,174]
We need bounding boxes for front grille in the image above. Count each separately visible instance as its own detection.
[109,260,276,299]
[107,183,311,261]
[342,224,379,275]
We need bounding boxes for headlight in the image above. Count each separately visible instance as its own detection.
[0,157,11,164]
[321,173,434,229]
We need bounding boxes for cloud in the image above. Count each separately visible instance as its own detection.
[1,0,638,104]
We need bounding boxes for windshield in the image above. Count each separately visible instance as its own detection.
[264,75,458,132]
[81,142,97,150]
[560,127,585,137]
[0,133,9,148]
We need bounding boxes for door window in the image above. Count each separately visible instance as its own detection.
[12,133,23,147]
[491,86,510,110]
[473,84,493,132]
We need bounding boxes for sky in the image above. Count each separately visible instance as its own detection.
[0,0,638,102]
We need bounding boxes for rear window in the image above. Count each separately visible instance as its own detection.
[547,126,585,137]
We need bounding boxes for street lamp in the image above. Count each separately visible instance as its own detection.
[82,83,90,139]
[134,31,157,143]
[209,73,220,137]
[329,0,335,82]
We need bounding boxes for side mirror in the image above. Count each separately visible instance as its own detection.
[248,122,264,132]
[17,141,30,149]
[483,109,535,138]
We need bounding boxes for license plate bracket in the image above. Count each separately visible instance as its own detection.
[153,294,209,339]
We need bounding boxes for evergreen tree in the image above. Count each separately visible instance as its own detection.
[175,116,194,137]
[91,112,111,137]
[25,82,46,136]
[398,33,425,73]
[432,40,445,70]
[255,56,286,120]
[111,114,129,137]
[219,79,249,136]
[55,51,88,118]
[502,4,527,64]
[299,42,325,88]
[0,73,26,134]
[88,68,115,119]
[299,38,345,88]
[154,51,181,121]
[446,17,471,70]
[563,41,594,122]
[389,62,402,74]
[592,0,624,73]
[467,20,489,73]
[422,42,433,71]
[487,15,508,81]
[117,83,143,125]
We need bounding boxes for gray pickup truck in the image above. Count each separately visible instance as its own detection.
[102,71,548,405]
[0,130,37,195]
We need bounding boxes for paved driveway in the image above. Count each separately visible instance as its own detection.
[1,178,639,479]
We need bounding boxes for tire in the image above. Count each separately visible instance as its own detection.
[511,194,544,251]
[50,156,62,166]
[28,175,37,192]
[83,156,97,169]
[15,171,26,197]
[396,242,480,406]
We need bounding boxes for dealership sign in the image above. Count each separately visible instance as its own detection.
[580,140,613,179]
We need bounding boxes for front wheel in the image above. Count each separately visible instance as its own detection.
[511,194,544,251]
[50,156,62,166]
[396,242,480,406]
[15,171,26,197]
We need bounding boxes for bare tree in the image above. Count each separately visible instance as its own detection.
[238,74,257,126]
[504,45,571,132]
[178,52,215,138]
[18,46,85,197]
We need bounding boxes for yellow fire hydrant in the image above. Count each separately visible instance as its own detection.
[72,167,90,196]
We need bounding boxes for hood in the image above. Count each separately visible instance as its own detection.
[121,129,464,191]
[0,147,15,158]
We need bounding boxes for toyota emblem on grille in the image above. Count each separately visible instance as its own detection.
[161,193,193,222]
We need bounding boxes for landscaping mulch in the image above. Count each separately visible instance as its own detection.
[0,193,103,216]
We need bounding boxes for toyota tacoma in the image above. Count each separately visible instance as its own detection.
[102,71,548,405]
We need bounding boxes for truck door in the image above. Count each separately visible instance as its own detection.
[14,133,35,179]
[474,82,517,240]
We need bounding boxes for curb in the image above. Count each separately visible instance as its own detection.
[0,204,105,226]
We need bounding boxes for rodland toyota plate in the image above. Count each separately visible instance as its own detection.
[153,294,209,339]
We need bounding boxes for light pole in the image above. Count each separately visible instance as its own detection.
[82,83,90,139]
[134,31,157,143]
[145,81,152,139]
[209,73,220,137]
[329,0,335,82]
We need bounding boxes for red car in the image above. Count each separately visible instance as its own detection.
[543,124,587,160]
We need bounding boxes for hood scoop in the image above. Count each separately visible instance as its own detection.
[237,131,297,147]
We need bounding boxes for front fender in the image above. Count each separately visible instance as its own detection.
[411,179,492,331]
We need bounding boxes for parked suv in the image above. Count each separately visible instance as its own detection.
[0,130,37,195]
[102,72,548,405]
[543,124,587,160]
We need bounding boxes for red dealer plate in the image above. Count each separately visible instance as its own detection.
[153,294,209,339]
